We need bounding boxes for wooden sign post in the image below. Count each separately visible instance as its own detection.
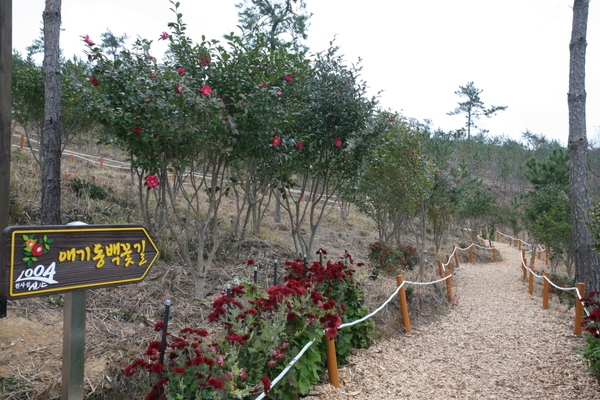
[0,223,159,399]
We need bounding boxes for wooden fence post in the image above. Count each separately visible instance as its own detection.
[518,239,522,250]
[545,250,549,266]
[522,253,527,282]
[454,246,460,269]
[99,155,104,169]
[492,248,497,262]
[574,282,585,336]
[325,336,340,388]
[445,271,453,303]
[469,243,474,264]
[437,260,444,278]
[509,237,513,246]
[542,273,550,309]
[530,247,536,269]
[528,267,534,295]
[19,134,24,150]
[396,275,411,333]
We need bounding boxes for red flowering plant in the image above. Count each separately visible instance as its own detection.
[123,323,253,400]
[284,251,374,365]
[581,291,600,378]
[208,279,333,398]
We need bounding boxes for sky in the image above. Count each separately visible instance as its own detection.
[12,0,600,145]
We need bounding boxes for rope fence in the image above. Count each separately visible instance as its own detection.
[495,231,589,337]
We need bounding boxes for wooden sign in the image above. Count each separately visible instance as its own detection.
[0,224,159,299]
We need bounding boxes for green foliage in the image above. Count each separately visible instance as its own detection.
[367,241,417,277]
[523,148,569,190]
[69,178,110,200]
[581,292,600,379]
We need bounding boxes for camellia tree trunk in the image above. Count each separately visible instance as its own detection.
[567,0,600,293]
[41,0,62,225]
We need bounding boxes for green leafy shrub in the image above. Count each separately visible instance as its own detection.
[69,178,110,200]
[549,273,576,308]
[367,241,417,277]
[581,291,600,380]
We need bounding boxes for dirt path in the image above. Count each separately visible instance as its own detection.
[314,242,600,399]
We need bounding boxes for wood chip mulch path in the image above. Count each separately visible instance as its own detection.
[313,242,600,399]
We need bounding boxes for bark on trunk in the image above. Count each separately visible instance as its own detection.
[568,0,600,294]
[41,0,62,225]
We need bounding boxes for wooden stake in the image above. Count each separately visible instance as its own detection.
[445,271,453,303]
[574,282,585,336]
[530,246,536,268]
[325,336,340,388]
[542,273,550,309]
[469,242,474,264]
[528,268,534,295]
[454,246,460,269]
[396,275,411,333]
[19,134,24,150]
[99,155,104,169]
[492,248,497,262]
[437,260,444,278]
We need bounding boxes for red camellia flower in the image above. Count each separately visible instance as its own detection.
[31,244,44,257]
[247,259,255,265]
[159,31,169,40]
[271,136,281,147]
[145,175,160,188]
[284,75,293,82]
[334,138,343,147]
[276,91,283,97]
[295,141,303,150]
[133,126,142,135]
[81,35,94,46]
[175,84,183,94]
[177,67,185,75]
[89,75,100,87]
[387,117,393,121]
[200,85,212,97]
[198,56,211,67]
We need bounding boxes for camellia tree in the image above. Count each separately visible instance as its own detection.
[268,44,377,257]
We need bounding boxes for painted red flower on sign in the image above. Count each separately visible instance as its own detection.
[199,85,212,97]
[159,31,169,40]
[31,244,44,257]
[334,138,343,147]
[271,136,281,147]
[145,175,160,188]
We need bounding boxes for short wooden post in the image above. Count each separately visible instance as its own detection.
[469,243,474,264]
[509,237,513,246]
[453,246,460,269]
[518,239,522,250]
[488,239,493,248]
[446,255,453,274]
[495,232,499,241]
[522,257,527,282]
[69,155,74,163]
[445,271,453,303]
[437,260,444,278]
[172,168,176,183]
[99,155,104,169]
[574,282,585,336]
[542,273,550,309]
[545,250,549,266]
[528,267,534,295]
[19,134,24,150]
[396,275,411,333]
[492,248,497,262]
[530,247,536,269]
[325,336,340,388]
